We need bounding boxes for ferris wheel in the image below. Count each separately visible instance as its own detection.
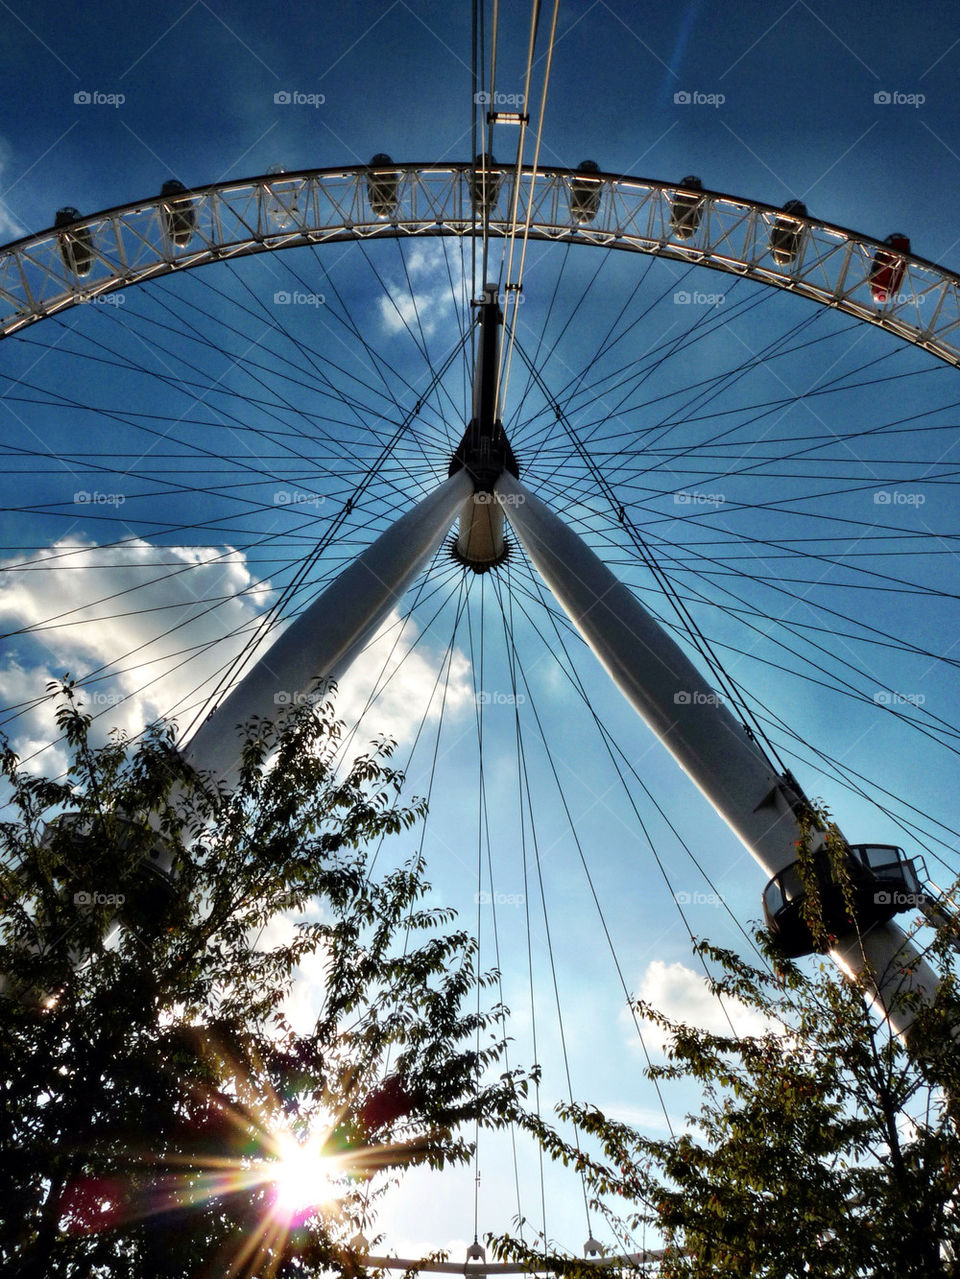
[3,130,960,1268]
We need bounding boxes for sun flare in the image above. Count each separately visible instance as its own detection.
[270,1133,345,1219]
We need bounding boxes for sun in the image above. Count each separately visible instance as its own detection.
[270,1132,346,1220]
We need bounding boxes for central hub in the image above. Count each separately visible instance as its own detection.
[448,285,520,572]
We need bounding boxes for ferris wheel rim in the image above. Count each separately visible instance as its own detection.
[3,160,959,366]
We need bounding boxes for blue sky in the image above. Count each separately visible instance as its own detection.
[2,0,960,1261]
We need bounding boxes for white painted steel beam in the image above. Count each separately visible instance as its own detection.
[183,471,471,785]
[497,472,795,877]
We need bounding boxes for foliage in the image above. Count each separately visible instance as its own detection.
[793,799,856,953]
[0,681,524,1278]
[503,922,960,1278]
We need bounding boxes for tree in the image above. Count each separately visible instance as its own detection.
[0,681,524,1278]
[503,924,960,1277]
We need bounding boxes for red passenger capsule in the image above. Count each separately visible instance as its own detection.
[870,232,910,303]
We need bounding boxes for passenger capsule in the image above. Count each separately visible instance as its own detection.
[763,843,925,959]
[669,175,704,239]
[568,159,602,224]
[366,153,400,219]
[160,179,196,248]
[769,198,807,266]
[870,232,910,304]
[470,153,502,218]
[54,207,94,277]
[265,164,299,228]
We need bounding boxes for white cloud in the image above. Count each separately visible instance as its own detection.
[599,1101,675,1133]
[255,904,331,1036]
[376,241,461,339]
[0,136,25,240]
[332,610,473,759]
[0,539,473,781]
[626,959,777,1055]
[0,538,273,773]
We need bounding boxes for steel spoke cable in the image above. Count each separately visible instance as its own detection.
[497,505,960,851]
[600,344,928,494]
[502,543,960,873]
[525,486,960,755]
[509,239,573,430]
[512,282,780,494]
[326,555,470,788]
[20,296,445,492]
[496,0,562,428]
[226,243,456,466]
[493,559,677,1156]
[0,547,466,794]
[499,564,549,1247]
[202,245,458,443]
[92,292,441,499]
[532,462,960,618]
[177,336,470,742]
[5,332,400,507]
[469,569,530,1245]
[364,570,472,880]
[574,364,955,469]
[0,328,466,719]
[511,268,769,448]
[119,277,420,449]
[548,321,939,489]
[484,601,598,1243]
[463,569,486,1248]
[510,267,760,456]
[511,337,787,770]
[508,263,747,475]
[497,562,780,1059]
[353,239,467,438]
[500,555,776,974]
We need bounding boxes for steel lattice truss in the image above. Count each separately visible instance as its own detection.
[2,162,960,363]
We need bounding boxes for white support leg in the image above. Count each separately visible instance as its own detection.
[498,472,938,1036]
[184,471,471,786]
[497,472,795,877]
